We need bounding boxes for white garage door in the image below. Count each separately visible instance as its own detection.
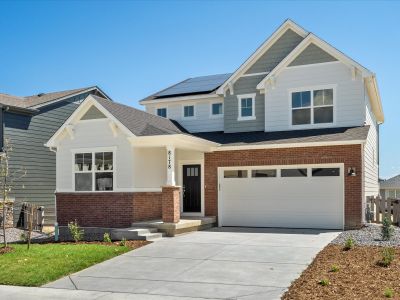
[218,164,344,229]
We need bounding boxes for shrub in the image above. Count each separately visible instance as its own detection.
[343,237,355,250]
[384,288,394,298]
[318,279,330,286]
[103,232,112,243]
[378,247,395,267]
[382,217,394,241]
[19,232,27,243]
[330,264,340,272]
[119,238,127,247]
[68,220,84,242]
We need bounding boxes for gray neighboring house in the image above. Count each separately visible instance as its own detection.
[380,175,400,199]
[0,86,111,224]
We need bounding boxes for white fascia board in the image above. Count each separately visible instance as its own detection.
[365,76,384,123]
[216,19,308,95]
[45,95,135,148]
[140,93,221,105]
[257,33,373,90]
[211,139,366,152]
[31,86,111,109]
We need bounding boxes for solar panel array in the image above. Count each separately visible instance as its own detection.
[154,73,232,98]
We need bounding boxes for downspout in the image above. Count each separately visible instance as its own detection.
[48,147,59,240]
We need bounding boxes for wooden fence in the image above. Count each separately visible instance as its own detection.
[366,196,400,225]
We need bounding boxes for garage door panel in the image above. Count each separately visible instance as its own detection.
[219,165,344,229]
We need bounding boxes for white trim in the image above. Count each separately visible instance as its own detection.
[178,159,205,217]
[56,187,162,193]
[217,163,345,230]
[216,19,308,95]
[140,93,221,105]
[31,86,111,109]
[209,101,224,119]
[241,71,269,78]
[211,140,365,152]
[285,60,341,70]
[237,93,256,121]
[288,84,337,129]
[182,103,196,119]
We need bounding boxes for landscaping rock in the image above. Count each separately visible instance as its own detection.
[331,223,400,247]
[0,227,50,243]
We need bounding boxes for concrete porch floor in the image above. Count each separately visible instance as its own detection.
[132,216,217,236]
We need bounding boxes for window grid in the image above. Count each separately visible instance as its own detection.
[183,105,194,118]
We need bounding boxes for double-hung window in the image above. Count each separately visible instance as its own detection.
[238,94,256,120]
[291,88,334,125]
[74,151,114,191]
[183,105,195,118]
[211,102,223,117]
[156,108,167,118]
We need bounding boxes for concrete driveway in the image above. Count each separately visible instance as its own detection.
[45,227,339,299]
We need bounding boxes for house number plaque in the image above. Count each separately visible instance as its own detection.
[167,150,172,169]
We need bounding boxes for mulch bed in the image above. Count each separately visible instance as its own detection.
[0,247,14,255]
[282,245,400,300]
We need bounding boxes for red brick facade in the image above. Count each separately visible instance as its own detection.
[56,192,162,228]
[204,144,363,229]
[161,186,181,223]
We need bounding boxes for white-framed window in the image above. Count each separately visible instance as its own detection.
[156,108,167,118]
[74,151,114,191]
[183,105,195,118]
[237,93,256,121]
[211,102,223,117]
[291,87,334,126]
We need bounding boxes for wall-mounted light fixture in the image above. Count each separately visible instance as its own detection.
[348,167,357,176]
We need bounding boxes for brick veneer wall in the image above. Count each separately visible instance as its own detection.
[56,192,162,228]
[204,144,362,229]
[161,186,180,223]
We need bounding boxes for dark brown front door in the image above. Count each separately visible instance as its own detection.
[183,164,201,212]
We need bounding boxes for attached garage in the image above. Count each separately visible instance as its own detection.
[218,164,344,229]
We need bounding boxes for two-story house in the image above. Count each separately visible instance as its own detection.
[47,20,383,231]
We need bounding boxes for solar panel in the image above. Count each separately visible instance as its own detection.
[154,73,232,98]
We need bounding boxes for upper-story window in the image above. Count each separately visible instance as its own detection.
[237,93,256,121]
[183,105,195,118]
[156,108,167,118]
[74,151,114,191]
[291,88,334,126]
[211,102,223,117]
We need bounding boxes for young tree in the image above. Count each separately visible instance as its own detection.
[0,139,26,248]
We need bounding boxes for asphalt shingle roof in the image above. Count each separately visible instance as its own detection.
[192,126,370,147]
[93,95,186,136]
[380,175,400,189]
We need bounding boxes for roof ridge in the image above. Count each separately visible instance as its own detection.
[24,86,96,98]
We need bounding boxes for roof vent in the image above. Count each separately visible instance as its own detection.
[37,93,45,97]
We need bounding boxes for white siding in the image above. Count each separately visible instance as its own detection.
[145,98,224,133]
[265,62,365,131]
[364,91,379,197]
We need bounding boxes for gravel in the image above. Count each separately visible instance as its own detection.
[331,223,400,247]
[0,228,51,244]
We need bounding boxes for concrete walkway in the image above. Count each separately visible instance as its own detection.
[42,227,340,299]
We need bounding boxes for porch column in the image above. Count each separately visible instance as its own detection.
[166,145,176,186]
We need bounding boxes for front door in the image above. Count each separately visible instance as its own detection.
[182,164,201,213]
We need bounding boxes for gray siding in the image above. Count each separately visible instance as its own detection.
[81,105,106,120]
[245,29,303,74]
[4,92,94,224]
[289,43,337,67]
[224,75,265,133]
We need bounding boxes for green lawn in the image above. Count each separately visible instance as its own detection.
[0,243,132,286]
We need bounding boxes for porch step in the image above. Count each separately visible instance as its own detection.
[111,227,164,241]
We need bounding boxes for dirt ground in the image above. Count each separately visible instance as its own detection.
[282,245,400,300]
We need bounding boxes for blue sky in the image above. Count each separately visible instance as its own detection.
[1,1,399,178]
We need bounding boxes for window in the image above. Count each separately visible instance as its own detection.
[74,151,114,191]
[224,170,248,178]
[211,103,223,116]
[183,105,195,118]
[252,169,277,178]
[312,168,340,177]
[237,94,255,120]
[281,168,307,177]
[156,108,167,118]
[291,88,334,125]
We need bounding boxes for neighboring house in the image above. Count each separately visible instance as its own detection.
[380,175,400,199]
[47,20,384,230]
[0,86,111,224]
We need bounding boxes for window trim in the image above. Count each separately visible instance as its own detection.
[237,93,256,121]
[288,85,336,128]
[182,104,196,119]
[209,101,224,118]
[71,147,116,193]
[156,107,168,118]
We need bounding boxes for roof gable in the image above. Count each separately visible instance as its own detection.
[288,43,337,66]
